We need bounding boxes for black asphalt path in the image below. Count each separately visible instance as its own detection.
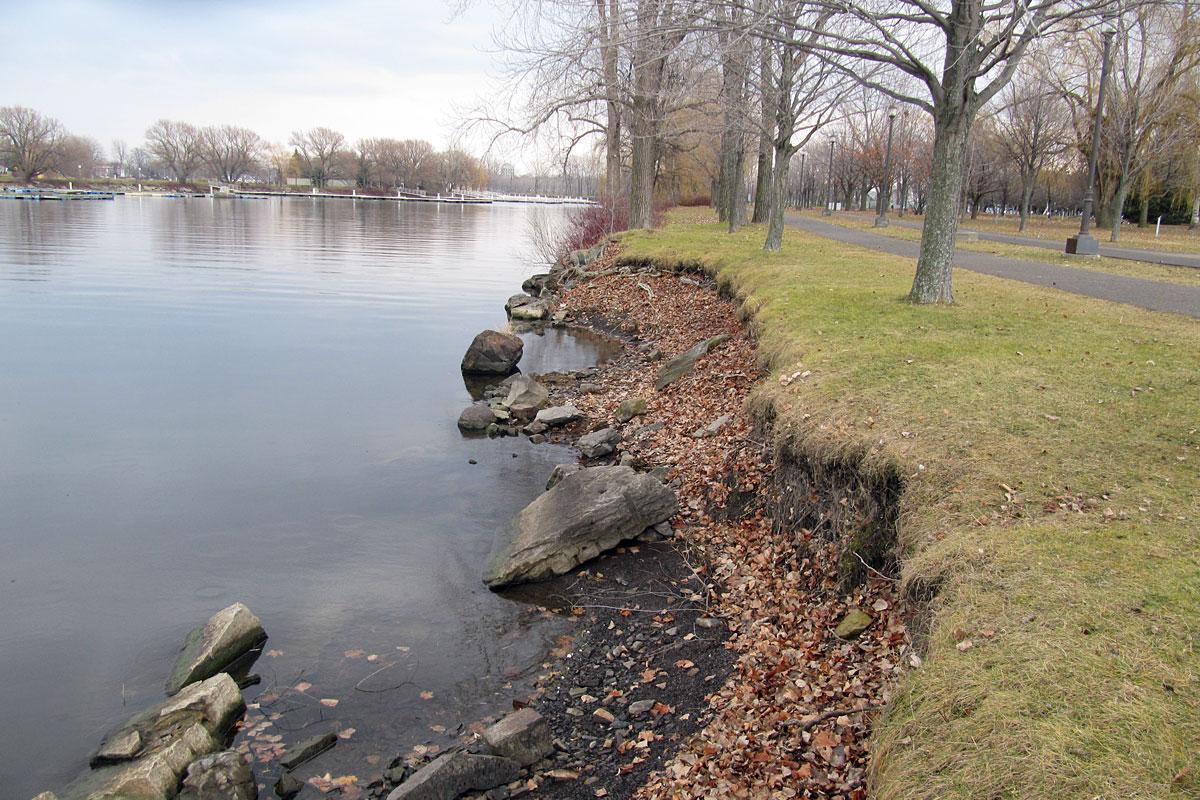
[786,213,1200,320]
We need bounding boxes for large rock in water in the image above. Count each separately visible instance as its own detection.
[166,603,265,695]
[484,466,676,588]
[655,334,730,391]
[60,674,245,800]
[461,330,523,374]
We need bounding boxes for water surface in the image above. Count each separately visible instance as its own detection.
[0,197,602,796]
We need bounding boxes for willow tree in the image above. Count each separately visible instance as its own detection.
[792,0,1129,303]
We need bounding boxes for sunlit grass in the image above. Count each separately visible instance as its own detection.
[621,217,1200,799]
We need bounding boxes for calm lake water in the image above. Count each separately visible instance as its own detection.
[0,197,605,797]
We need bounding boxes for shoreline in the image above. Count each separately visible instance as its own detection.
[374,242,911,799]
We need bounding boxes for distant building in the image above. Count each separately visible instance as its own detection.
[287,177,313,187]
[498,163,516,179]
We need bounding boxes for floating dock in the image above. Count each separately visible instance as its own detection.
[1,188,115,201]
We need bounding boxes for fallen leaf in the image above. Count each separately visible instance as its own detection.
[337,728,356,739]
[294,681,312,693]
[319,698,339,707]
[344,649,365,659]
[674,659,695,669]
[419,691,434,700]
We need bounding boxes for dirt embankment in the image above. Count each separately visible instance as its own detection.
[369,245,917,800]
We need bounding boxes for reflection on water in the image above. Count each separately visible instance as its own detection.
[0,197,604,797]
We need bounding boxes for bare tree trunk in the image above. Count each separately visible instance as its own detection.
[1137,192,1149,228]
[1110,177,1129,241]
[629,109,657,229]
[751,33,774,225]
[1190,195,1199,230]
[910,117,969,304]
[1018,174,1035,232]
[598,0,622,198]
[730,147,746,233]
[765,141,791,251]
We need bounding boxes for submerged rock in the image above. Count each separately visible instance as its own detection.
[273,773,304,799]
[280,732,336,770]
[166,603,266,695]
[386,750,520,800]
[577,427,621,459]
[484,465,676,588]
[177,751,256,800]
[655,334,730,391]
[461,330,523,375]
[482,708,553,767]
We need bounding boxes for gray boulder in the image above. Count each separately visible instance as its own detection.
[482,708,553,767]
[457,404,496,432]
[546,463,582,490]
[66,674,244,800]
[655,334,730,391]
[386,751,520,800]
[503,374,549,419]
[504,293,535,313]
[509,300,550,321]
[484,466,676,588]
[461,330,524,375]
[577,427,621,459]
[535,405,581,428]
[178,751,256,800]
[166,603,265,695]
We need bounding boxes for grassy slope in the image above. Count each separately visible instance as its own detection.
[803,210,1200,287]
[620,219,1199,799]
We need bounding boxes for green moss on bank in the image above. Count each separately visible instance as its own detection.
[619,219,1199,799]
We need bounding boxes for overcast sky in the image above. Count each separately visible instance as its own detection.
[0,0,509,155]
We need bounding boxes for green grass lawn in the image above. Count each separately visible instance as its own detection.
[620,218,1199,799]
[802,209,1200,288]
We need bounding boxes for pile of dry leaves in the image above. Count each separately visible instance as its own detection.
[548,254,914,799]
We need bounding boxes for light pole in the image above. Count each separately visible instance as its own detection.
[799,151,807,208]
[1066,20,1117,256]
[875,106,898,227]
[823,138,836,216]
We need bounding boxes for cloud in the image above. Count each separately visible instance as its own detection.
[0,0,500,150]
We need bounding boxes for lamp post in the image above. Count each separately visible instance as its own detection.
[799,151,807,208]
[875,106,898,227]
[1066,20,1117,256]
[823,138,836,215]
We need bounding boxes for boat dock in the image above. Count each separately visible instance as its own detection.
[1,188,115,201]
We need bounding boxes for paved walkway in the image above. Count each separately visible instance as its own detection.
[885,217,1200,269]
[786,213,1200,319]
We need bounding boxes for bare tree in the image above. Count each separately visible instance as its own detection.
[781,0,1126,303]
[1095,6,1200,241]
[993,63,1070,230]
[289,127,346,188]
[0,106,65,182]
[761,2,851,250]
[55,135,105,178]
[144,120,203,182]
[111,139,129,178]
[200,125,263,183]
